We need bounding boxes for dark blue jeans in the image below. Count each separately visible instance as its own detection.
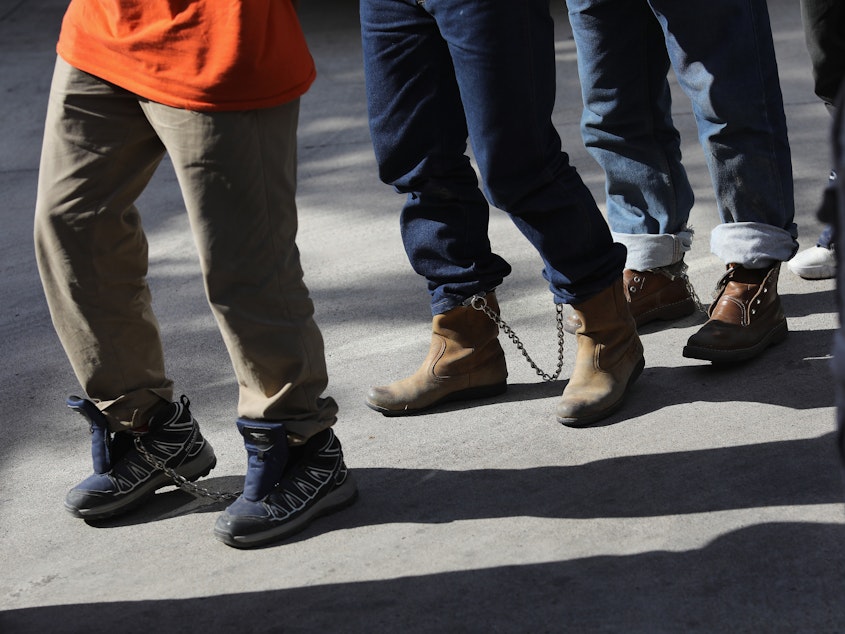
[360,0,625,314]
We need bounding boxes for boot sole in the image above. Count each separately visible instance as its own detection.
[681,320,788,364]
[65,443,218,521]
[557,355,645,428]
[213,473,359,549]
[365,382,508,417]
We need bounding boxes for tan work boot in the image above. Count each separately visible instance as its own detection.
[366,293,508,416]
[556,280,645,427]
[683,263,787,363]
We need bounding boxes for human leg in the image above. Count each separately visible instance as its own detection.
[34,57,175,428]
[363,0,640,424]
[565,0,696,332]
[148,99,337,442]
[34,58,215,517]
[567,0,694,262]
[362,0,512,315]
[647,0,796,362]
[438,0,640,424]
[790,1,845,279]
[653,0,796,243]
[147,98,354,545]
[444,0,624,302]
[360,0,509,414]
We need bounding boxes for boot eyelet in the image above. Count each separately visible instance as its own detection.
[629,286,637,293]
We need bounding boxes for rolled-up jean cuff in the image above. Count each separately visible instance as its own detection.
[710,222,798,268]
[611,230,694,271]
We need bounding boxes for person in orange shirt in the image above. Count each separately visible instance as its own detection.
[33,0,357,549]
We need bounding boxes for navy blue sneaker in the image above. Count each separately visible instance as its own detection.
[65,395,216,520]
[214,424,357,548]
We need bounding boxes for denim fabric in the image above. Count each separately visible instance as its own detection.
[711,222,798,268]
[818,225,835,249]
[360,0,625,314]
[612,230,693,271]
[800,0,845,111]
[567,0,798,268]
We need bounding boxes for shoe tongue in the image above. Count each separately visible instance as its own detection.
[67,396,113,473]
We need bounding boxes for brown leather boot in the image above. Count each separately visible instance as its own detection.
[556,279,645,427]
[564,265,696,333]
[683,263,787,363]
[366,293,508,416]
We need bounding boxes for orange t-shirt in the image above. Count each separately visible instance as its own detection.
[56,1,316,112]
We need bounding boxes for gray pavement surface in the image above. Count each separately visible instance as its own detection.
[1,0,844,631]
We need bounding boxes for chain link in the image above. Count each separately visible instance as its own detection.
[466,295,565,382]
[665,259,707,315]
[136,296,566,494]
[683,275,707,315]
[134,436,240,502]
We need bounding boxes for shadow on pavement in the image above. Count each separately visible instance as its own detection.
[84,432,843,529]
[2,521,844,632]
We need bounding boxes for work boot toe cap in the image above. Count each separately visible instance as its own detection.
[365,385,406,412]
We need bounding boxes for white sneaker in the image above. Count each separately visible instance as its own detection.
[787,245,836,280]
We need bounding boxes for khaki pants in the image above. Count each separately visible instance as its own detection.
[34,57,336,441]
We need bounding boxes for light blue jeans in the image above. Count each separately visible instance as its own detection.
[566,0,798,271]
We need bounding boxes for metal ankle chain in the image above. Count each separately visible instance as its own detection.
[467,295,565,382]
[134,436,240,502]
[684,276,707,315]
[663,260,706,315]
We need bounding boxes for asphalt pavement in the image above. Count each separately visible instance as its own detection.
[1,0,844,631]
